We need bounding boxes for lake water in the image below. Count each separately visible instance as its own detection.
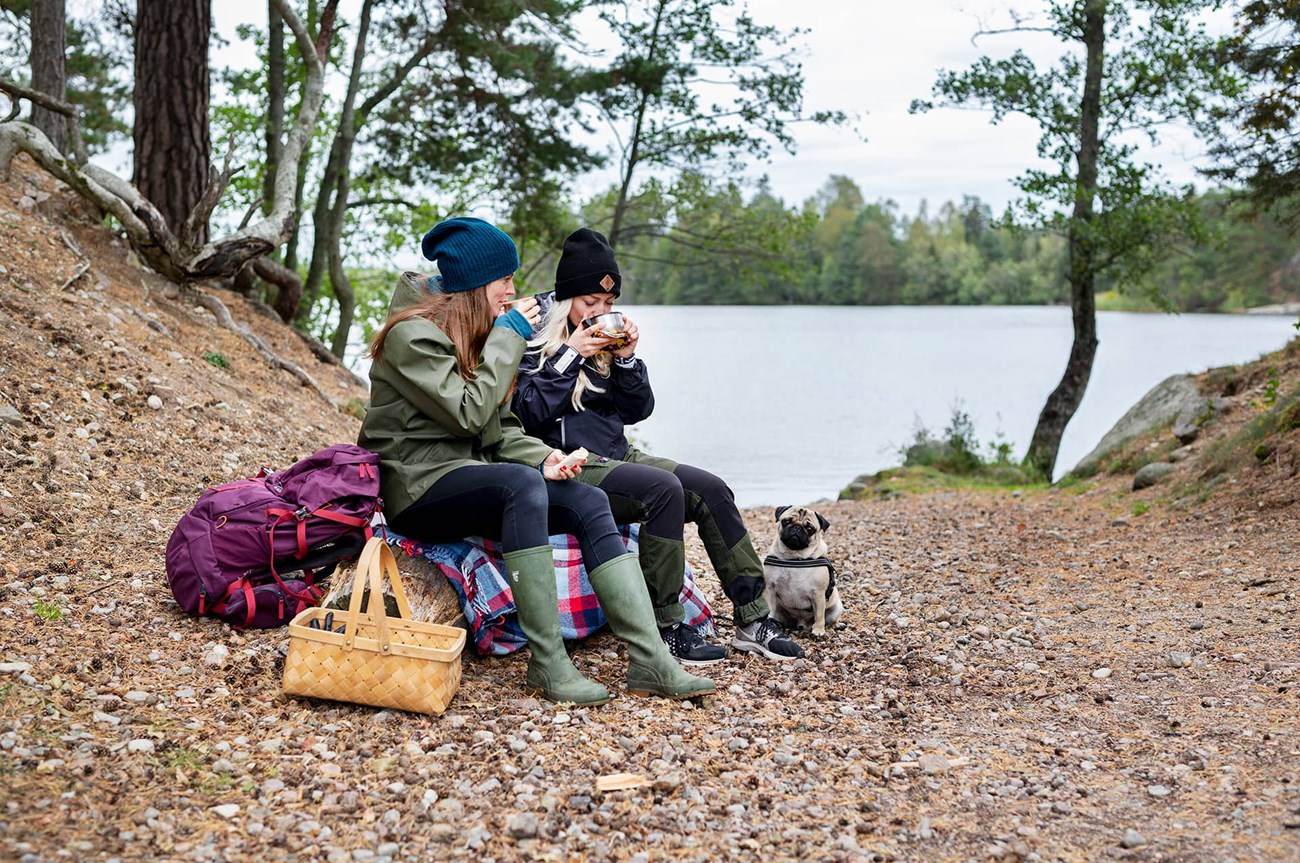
[610,306,1298,507]
[350,305,1297,508]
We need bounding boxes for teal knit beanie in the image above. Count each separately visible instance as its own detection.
[420,217,519,292]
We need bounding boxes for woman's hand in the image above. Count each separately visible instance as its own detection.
[565,322,616,358]
[611,315,639,358]
[503,296,541,329]
[542,449,584,480]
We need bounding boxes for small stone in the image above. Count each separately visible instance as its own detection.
[146,395,163,410]
[0,662,32,674]
[211,804,240,819]
[1147,784,1171,798]
[505,812,538,839]
[919,754,951,775]
[1120,828,1147,849]
[0,405,23,426]
[653,772,684,791]
[1133,462,1176,490]
[203,644,229,666]
[1091,667,1112,679]
[126,739,155,754]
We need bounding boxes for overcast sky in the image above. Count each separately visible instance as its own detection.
[704,0,1220,215]
[204,0,1223,219]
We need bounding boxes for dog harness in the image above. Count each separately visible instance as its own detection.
[763,555,837,600]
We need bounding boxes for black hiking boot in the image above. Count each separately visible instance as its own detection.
[732,616,805,660]
[660,622,729,666]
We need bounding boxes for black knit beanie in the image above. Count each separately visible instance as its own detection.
[554,227,622,301]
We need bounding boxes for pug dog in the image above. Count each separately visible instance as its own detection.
[762,505,843,637]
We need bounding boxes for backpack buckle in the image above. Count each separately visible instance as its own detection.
[293,506,310,521]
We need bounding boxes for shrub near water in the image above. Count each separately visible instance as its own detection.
[840,408,1041,499]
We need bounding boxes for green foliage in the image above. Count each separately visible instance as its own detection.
[1263,369,1280,407]
[587,0,848,261]
[897,407,1037,484]
[911,1,1239,303]
[609,174,818,303]
[33,599,62,621]
[1206,1,1300,224]
[1131,501,1150,516]
[202,351,229,370]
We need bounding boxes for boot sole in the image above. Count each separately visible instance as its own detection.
[523,686,611,707]
[626,688,716,703]
[731,639,804,661]
[671,654,729,667]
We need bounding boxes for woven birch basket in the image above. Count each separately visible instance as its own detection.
[283,536,466,715]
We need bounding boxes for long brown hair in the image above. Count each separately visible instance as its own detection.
[369,283,495,380]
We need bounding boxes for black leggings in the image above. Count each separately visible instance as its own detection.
[390,463,628,568]
[600,461,748,548]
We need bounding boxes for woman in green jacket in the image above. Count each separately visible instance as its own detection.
[359,217,713,706]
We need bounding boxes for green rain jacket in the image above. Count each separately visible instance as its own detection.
[358,273,555,518]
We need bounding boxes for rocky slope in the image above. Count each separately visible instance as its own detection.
[1,156,1298,863]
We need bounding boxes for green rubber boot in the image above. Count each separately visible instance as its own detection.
[588,554,717,700]
[505,547,610,706]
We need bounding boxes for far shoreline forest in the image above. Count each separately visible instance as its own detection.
[572,179,1300,313]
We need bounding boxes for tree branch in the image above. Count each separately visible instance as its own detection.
[0,0,333,284]
[346,196,419,210]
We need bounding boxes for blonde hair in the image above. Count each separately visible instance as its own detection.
[369,282,495,381]
[526,297,611,411]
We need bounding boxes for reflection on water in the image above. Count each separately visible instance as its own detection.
[615,306,1296,507]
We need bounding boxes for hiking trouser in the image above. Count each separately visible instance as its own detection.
[575,448,769,627]
[390,462,627,567]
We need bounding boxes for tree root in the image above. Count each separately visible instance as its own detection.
[188,287,337,408]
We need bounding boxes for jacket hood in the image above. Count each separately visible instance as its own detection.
[389,272,438,315]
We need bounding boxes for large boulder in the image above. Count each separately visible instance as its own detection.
[1071,374,1204,476]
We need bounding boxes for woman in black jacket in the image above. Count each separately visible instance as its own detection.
[513,228,804,664]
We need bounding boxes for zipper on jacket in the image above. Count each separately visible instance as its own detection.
[560,416,567,450]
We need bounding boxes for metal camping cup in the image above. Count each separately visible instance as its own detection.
[581,311,628,348]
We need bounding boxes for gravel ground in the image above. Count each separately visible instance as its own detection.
[1,158,1298,863]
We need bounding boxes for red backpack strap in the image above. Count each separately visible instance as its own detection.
[211,577,258,629]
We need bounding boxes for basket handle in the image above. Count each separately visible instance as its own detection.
[341,537,415,653]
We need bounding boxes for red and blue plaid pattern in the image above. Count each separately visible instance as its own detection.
[388,524,715,656]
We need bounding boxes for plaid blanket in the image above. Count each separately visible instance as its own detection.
[386,525,715,656]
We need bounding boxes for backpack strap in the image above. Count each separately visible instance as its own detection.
[267,505,370,559]
[211,577,259,629]
[264,507,368,606]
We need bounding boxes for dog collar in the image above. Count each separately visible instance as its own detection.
[763,555,837,600]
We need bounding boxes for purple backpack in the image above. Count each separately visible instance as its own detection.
[165,444,382,628]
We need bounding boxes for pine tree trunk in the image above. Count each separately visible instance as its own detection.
[264,0,285,221]
[29,0,67,154]
[133,0,212,239]
[1024,0,1105,479]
